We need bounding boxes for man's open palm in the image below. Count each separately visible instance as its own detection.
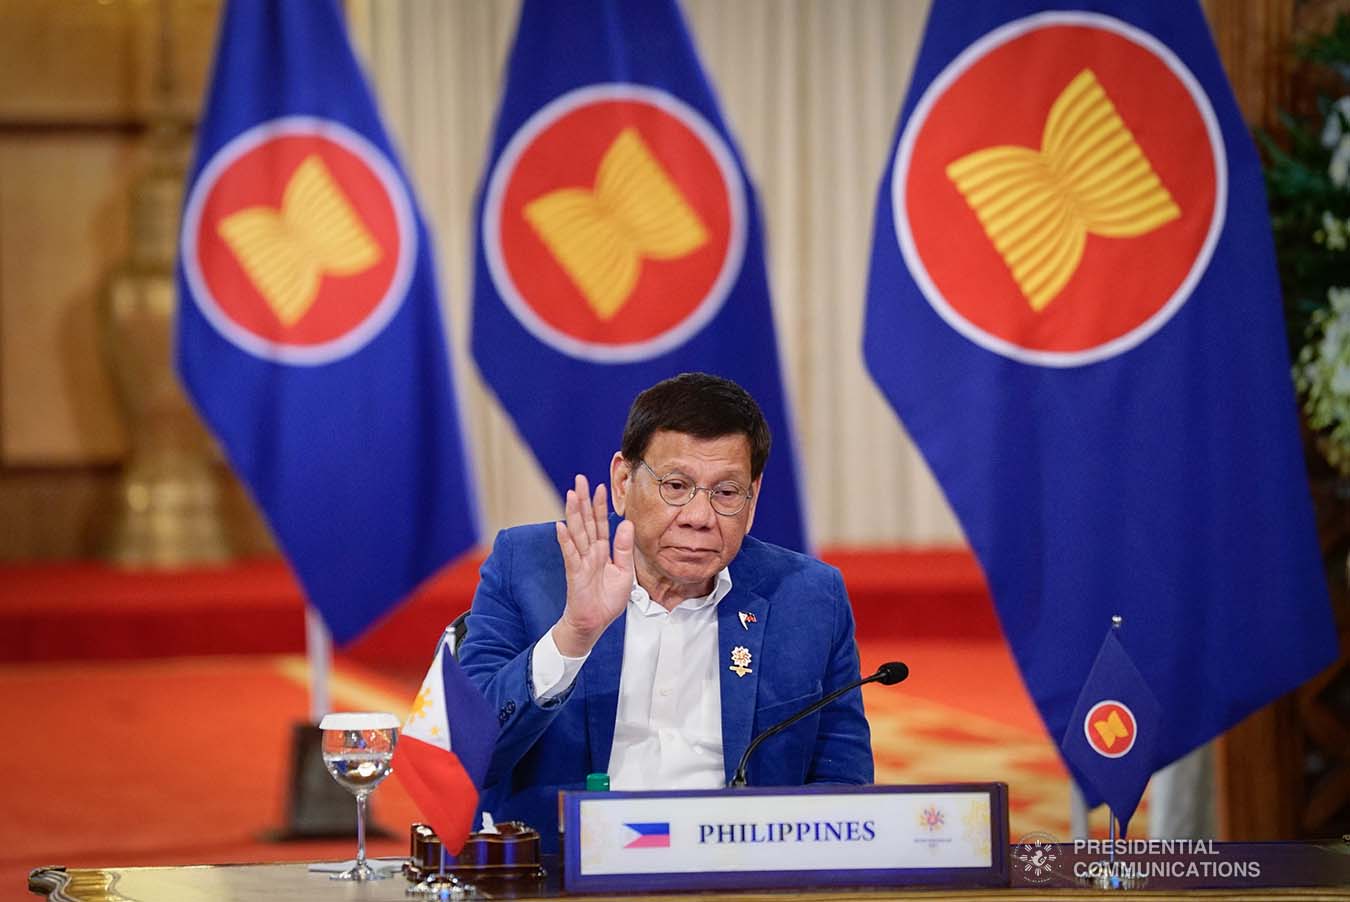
[553,474,634,655]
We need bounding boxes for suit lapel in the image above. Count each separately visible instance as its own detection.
[718,587,769,784]
[584,613,626,774]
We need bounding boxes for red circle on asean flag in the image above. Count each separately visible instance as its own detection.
[1084,700,1138,759]
[483,85,747,363]
[894,12,1225,366]
[181,118,414,365]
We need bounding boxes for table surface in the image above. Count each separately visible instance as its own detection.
[26,860,1350,902]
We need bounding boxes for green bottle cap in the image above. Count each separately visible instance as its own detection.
[585,772,610,791]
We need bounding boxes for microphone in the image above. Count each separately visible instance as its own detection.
[727,661,908,788]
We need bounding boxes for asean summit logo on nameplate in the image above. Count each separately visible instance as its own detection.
[892,12,1228,367]
[482,84,748,363]
[1084,699,1138,758]
[181,116,416,365]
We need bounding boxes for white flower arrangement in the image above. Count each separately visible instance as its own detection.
[1322,96,1350,189]
[1298,288,1350,473]
[1295,95,1350,473]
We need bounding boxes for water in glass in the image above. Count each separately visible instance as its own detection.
[319,711,400,881]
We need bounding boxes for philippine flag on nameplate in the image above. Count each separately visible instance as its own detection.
[472,0,807,550]
[393,634,498,853]
[1060,628,1162,836]
[176,0,478,643]
[623,822,671,849]
[861,0,1336,801]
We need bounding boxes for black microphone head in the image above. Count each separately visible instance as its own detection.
[877,661,909,685]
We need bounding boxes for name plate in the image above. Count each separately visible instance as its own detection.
[560,783,1008,893]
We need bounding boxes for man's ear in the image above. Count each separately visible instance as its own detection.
[744,475,763,533]
[610,452,632,516]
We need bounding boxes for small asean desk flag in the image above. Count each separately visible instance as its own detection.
[471,0,807,551]
[1060,628,1162,836]
[175,0,478,643]
[861,0,1337,805]
[394,633,499,854]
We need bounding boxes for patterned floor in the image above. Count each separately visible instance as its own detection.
[861,639,1145,841]
[870,689,1071,839]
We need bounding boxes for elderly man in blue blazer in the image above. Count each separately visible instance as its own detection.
[459,373,873,849]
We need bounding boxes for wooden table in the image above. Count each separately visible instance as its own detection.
[26,859,1350,902]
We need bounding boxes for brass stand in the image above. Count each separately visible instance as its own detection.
[99,119,233,567]
[98,2,232,568]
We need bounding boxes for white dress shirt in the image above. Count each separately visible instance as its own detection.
[530,569,732,790]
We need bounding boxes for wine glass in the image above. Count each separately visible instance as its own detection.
[319,711,400,880]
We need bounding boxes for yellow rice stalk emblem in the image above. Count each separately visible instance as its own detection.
[217,154,382,326]
[945,69,1180,312]
[524,127,709,320]
[1092,708,1131,750]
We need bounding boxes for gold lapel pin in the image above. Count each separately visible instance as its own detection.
[729,645,753,677]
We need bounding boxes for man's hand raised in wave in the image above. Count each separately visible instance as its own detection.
[551,474,635,657]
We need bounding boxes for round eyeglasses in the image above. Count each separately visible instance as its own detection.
[638,459,754,517]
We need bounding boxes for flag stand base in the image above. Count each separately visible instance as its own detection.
[1090,867,1141,891]
[263,723,394,841]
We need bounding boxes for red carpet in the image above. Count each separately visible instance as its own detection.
[0,548,998,675]
[2,655,422,895]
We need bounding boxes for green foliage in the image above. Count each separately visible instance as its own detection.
[1297,12,1350,73]
[1266,15,1350,472]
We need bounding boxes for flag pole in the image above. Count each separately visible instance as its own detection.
[1106,810,1120,889]
[266,606,389,840]
[1069,782,1089,840]
[1104,615,1124,890]
[1101,806,1136,890]
[306,605,332,722]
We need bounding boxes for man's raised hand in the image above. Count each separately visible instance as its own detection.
[551,474,635,657]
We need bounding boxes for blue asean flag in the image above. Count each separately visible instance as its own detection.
[862,0,1337,799]
[175,0,478,643]
[472,0,806,550]
[1060,629,1162,836]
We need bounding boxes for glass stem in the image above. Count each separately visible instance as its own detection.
[355,791,369,868]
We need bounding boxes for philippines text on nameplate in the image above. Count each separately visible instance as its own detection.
[561,783,1009,893]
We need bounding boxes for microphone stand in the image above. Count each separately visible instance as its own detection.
[728,662,907,788]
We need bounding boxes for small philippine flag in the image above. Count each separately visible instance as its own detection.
[624,822,671,849]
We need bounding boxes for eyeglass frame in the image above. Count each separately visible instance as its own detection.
[635,458,755,517]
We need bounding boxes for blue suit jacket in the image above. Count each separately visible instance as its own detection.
[458,520,874,849]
